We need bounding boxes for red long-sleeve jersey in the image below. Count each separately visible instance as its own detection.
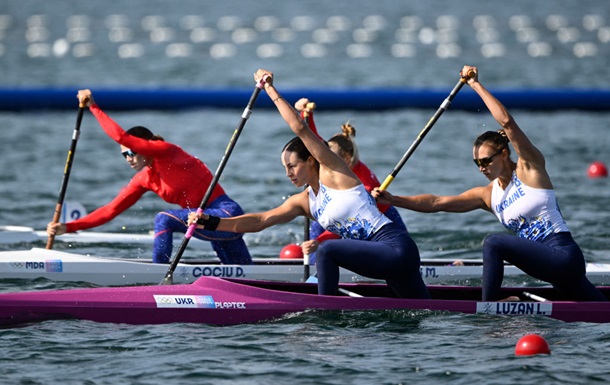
[66,104,225,232]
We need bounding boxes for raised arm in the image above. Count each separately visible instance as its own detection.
[253,69,357,189]
[462,66,552,189]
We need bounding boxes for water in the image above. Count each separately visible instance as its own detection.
[1,1,610,384]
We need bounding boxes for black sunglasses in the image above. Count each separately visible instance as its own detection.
[473,146,505,168]
[121,149,137,159]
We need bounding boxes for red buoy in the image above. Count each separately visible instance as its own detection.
[587,161,608,178]
[515,334,551,356]
[279,244,303,259]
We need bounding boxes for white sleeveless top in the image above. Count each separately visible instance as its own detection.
[308,182,391,240]
[491,172,569,241]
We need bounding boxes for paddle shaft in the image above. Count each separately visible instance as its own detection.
[301,101,315,281]
[379,71,474,191]
[160,78,266,285]
[46,105,85,249]
[523,291,548,302]
[303,215,310,281]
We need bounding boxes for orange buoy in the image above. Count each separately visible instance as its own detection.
[587,161,608,178]
[279,244,303,259]
[515,334,551,356]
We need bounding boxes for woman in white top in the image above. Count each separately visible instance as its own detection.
[189,69,429,299]
[374,65,606,301]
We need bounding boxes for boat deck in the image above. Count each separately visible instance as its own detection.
[226,278,610,302]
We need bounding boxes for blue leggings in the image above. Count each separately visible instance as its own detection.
[315,222,430,299]
[308,206,407,265]
[482,232,606,301]
[153,195,252,265]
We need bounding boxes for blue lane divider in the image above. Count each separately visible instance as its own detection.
[1,87,609,111]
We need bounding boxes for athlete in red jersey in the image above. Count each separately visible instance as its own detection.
[294,99,407,264]
[46,89,252,265]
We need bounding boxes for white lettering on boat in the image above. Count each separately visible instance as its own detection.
[153,295,216,308]
[476,302,552,316]
[215,302,246,309]
[192,266,245,278]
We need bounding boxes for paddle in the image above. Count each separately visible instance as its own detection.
[46,101,86,249]
[160,76,267,285]
[378,70,474,191]
[301,101,315,281]
[303,216,311,281]
[523,291,548,302]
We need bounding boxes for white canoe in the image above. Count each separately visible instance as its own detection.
[2,247,610,287]
[0,248,309,286]
[0,225,212,250]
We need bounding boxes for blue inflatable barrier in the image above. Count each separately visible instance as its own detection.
[0,87,609,111]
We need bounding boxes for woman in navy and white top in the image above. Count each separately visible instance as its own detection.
[189,69,429,299]
[374,65,606,302]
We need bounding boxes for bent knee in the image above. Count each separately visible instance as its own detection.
[154,211,183,230]
[316,241,331,260]
[482,233,514,251]
[316,240,340,262]
[155,211,170,224]
[483,233,502,246]
[482,233,512,262]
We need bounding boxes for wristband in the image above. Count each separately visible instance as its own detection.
[196,215,220,231]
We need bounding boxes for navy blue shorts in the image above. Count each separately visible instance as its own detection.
[152,194,252,264]
[315,222,430,299]
[482,232,605,301]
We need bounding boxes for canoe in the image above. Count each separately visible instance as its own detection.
[0,225,211,250]
[0,247,496,286]
[0,248,313,285]
[0,276,608,327]
[2,247,610,287]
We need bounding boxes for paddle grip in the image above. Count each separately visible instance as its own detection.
[302,102,316,118]
[185,208,203,238]
[460,69,475,83]
[256,74,270,89]
[379,175,394,191]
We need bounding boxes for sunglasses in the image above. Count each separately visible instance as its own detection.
[121,149,137,159]
[473,146,505,168]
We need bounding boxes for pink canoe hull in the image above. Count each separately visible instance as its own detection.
[0,277,609,326]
